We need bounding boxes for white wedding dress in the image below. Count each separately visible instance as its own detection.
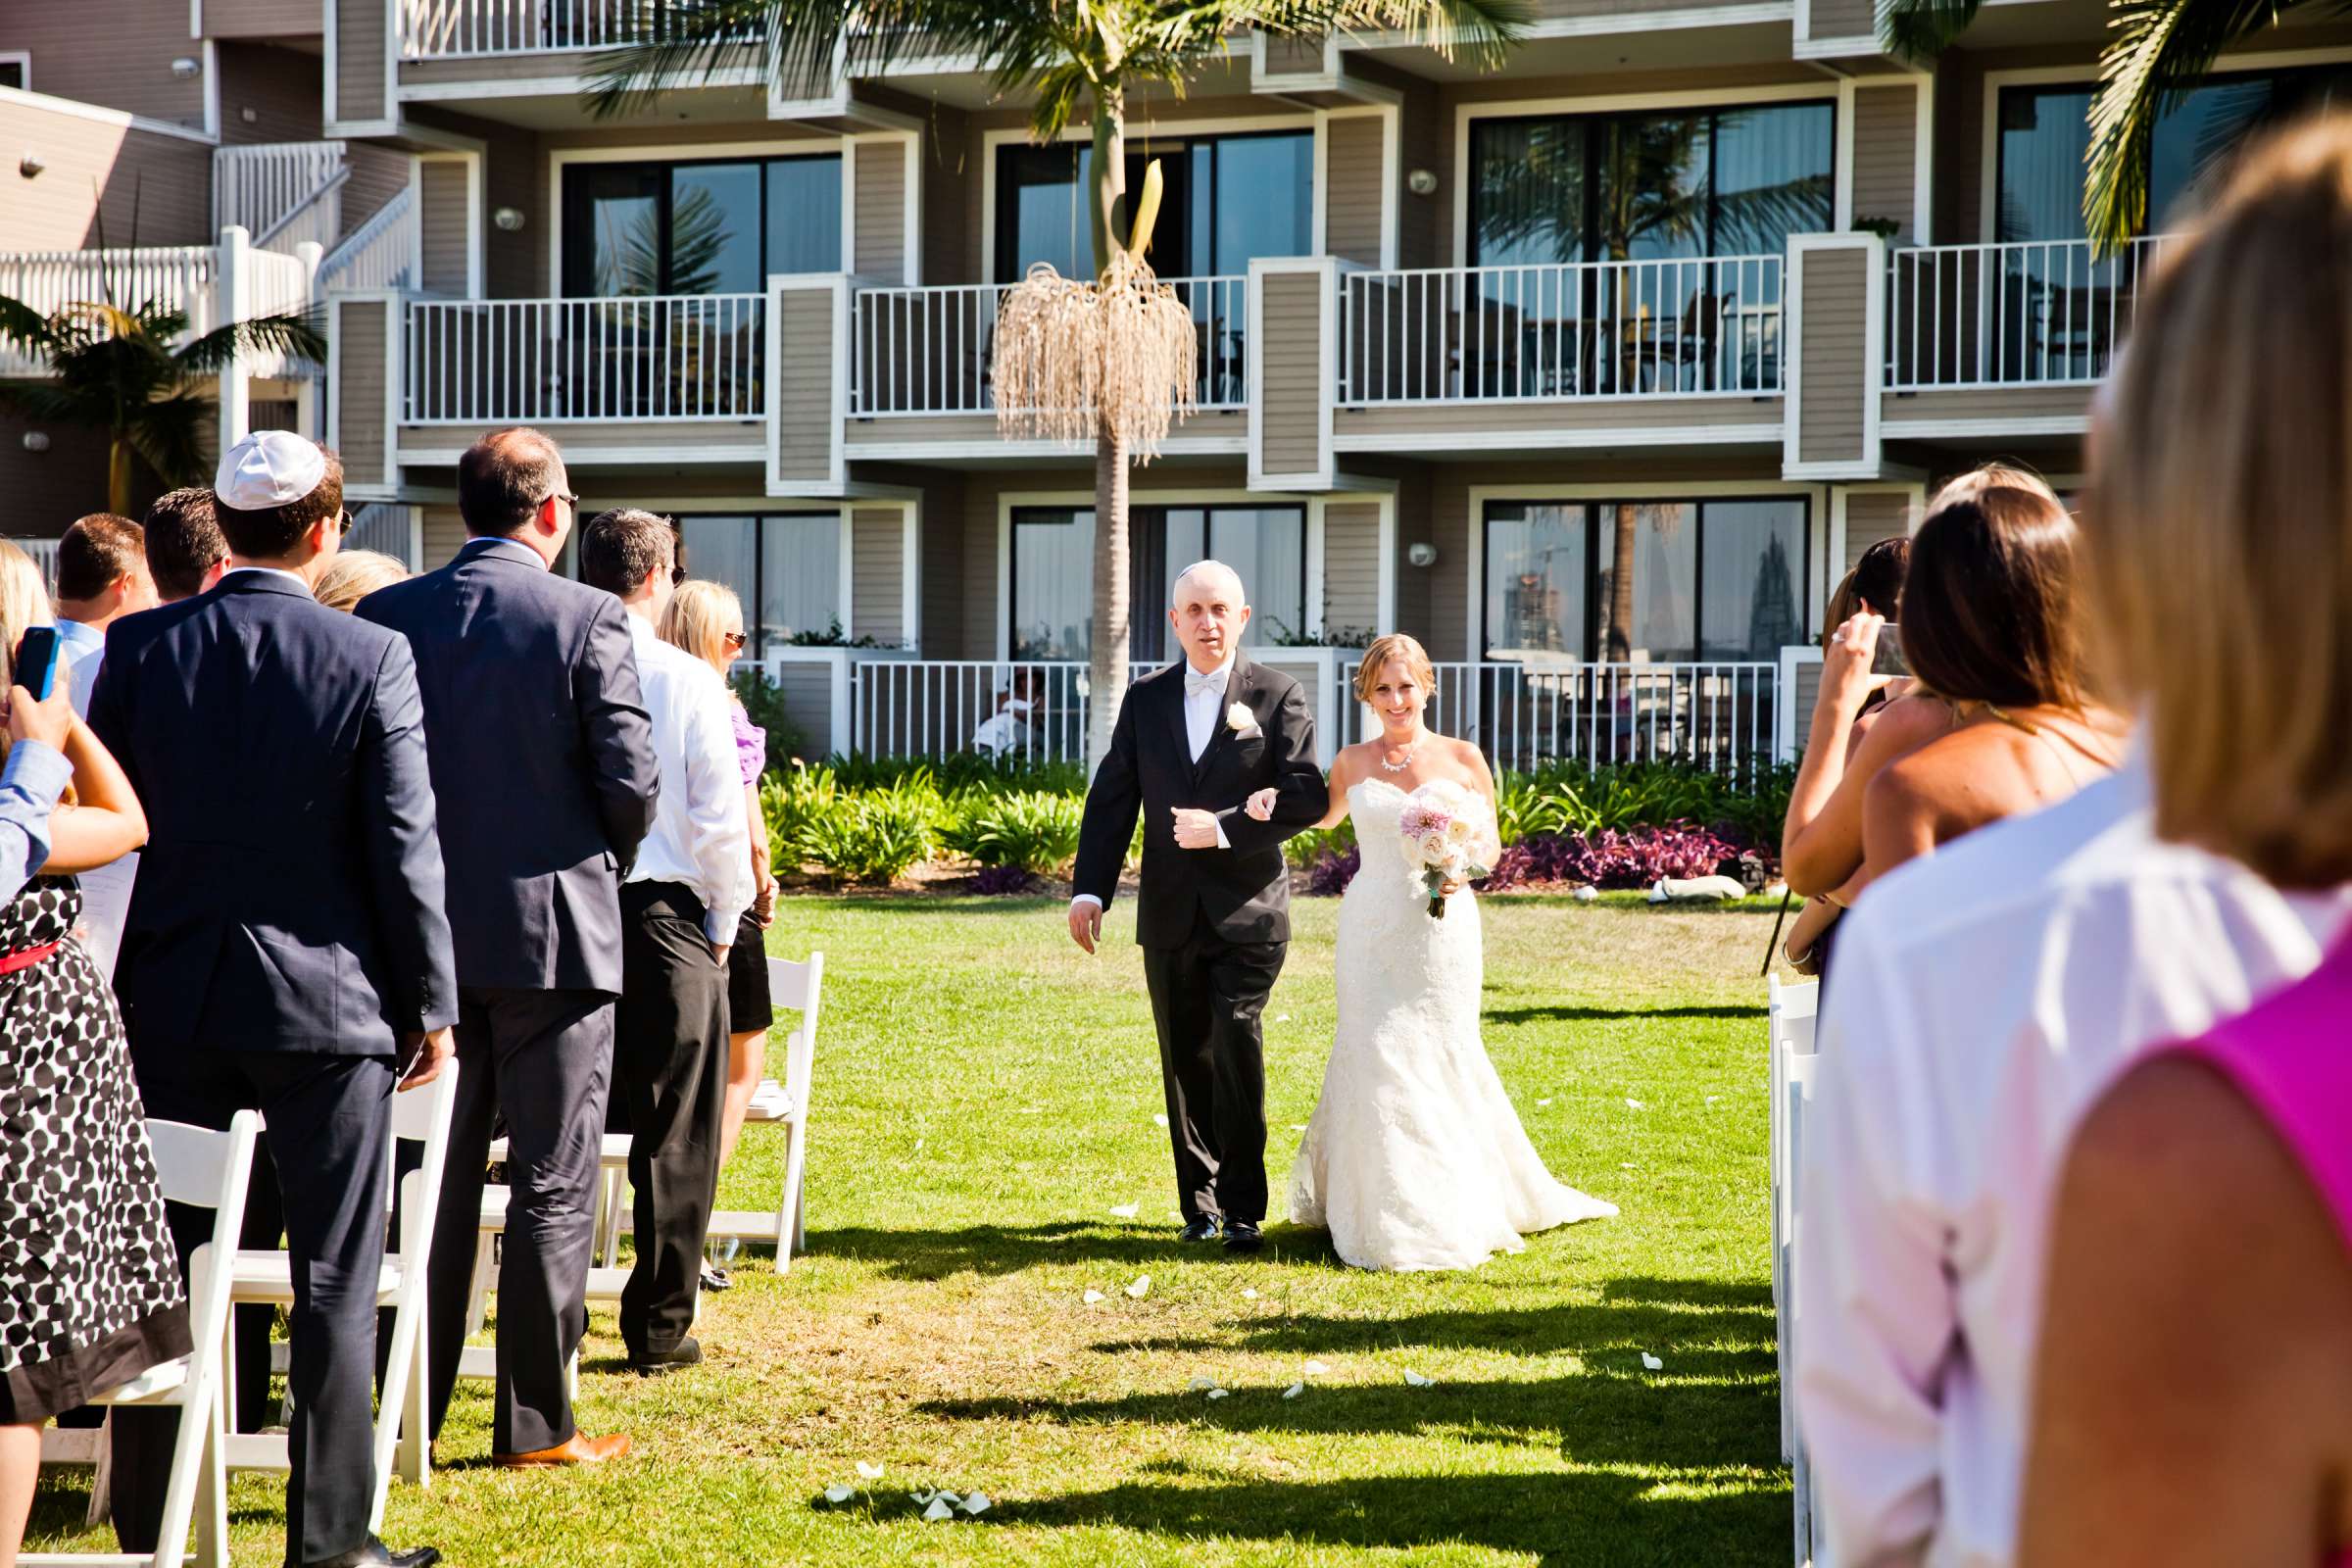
[1288,778,1618,1271]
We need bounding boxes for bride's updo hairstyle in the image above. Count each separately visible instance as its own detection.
[1354,633,1436,705]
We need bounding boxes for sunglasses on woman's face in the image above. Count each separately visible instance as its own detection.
[722,631,748,650]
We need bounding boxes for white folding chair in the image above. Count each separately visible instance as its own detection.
[227,1062,460,1530]
[456,1132,629,1385]
[24,1111,261,1568]
[692,953,824,1271]
[1766,975,1818,1464]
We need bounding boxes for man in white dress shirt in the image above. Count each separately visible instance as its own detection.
[578,509,749,1375]
[51,512,157,975]
[1794,756,2349,1568]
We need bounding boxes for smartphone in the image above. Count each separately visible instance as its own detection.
[14,626,60,702]
[1871,623,1909,678]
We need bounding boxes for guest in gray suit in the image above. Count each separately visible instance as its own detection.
[357,427,659,1468]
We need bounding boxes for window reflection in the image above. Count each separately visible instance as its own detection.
[562,154,841,297]
[1010,505,1307,661]
[674,514,841,657]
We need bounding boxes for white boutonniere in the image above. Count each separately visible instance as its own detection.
[1225,701,1257,735]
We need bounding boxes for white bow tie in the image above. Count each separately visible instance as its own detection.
[1185,669,1226,698]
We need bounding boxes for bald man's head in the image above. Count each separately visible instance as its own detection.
[1170,559,1247,610]
[458,426,570,539]
[1169,558,1250,673]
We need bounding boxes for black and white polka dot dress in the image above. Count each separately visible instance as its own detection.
[0,876,190,1422]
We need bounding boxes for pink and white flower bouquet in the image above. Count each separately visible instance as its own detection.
[1396,780,1498,919]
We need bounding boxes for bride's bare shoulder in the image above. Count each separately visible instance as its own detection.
[1331,740,1378,780]
[1429,732,1493,780]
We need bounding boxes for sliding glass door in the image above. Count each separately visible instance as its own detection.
[1008,505,1308,661]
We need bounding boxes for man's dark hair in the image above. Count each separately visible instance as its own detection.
[57,514,146,602]
[143,488,228,601]
[216,446,344,561]
[579,509,675,597]
[458,426,565,537]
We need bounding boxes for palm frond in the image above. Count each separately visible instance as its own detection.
[122,389,213,490]
[1873,0,1984,63]
[2084,0,2292,249]
[0,296,60,356]
[1259,0,1530,67]
[174,310,327,374]
[56,299,157,343]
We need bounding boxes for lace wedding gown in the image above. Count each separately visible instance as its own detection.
[1289,778,1618,1271]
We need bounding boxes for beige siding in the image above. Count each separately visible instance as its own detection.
[218,43,323,145]
[1808,0,1875,39]
[206,0,325,36]
[1882,383,2090,425]
[1797,248,1869,466]
[334,300,388,487]
[1529,0,1769,16]
[1322,501,1381,635]
[4,0,209,128]
[1324,115,1385,267]
[774,288,838,484]
[0,100,213,249]
[421,506,466,569]
[772,662,839,759]
[0,404,128,536]
[1259,272,1323,475]
[1336,397,1779,441]
[1850,85,1918,241]
[851,508,906,645]
[1793,659,1824,754]
[854,139,907,283]
[1842,489,1911,572]
[341,142,411,240]
[418,160,469,295]
[333,0,387,125]
[1260,33,1327,75]
[401,420,760,455]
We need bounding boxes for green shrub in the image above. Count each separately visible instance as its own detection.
[828,752,1087,796]
[1284,819,1357,867]
[795,790,935,884]
[940,790,1085,876]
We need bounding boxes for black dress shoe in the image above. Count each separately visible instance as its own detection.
[303,1538,440,1568]
[1177,1217,1222,1244]
[628,1336,704,1376]
[1222,1223,1264,1255]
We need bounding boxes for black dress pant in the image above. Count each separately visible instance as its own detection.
[1140,907,1286,1228]
[611,880,727,1357]
[115,1049,393,1568]
[423,986,612,1458]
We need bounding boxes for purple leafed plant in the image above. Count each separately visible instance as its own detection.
[1481,823,1751,892]
[970,864,1038,896]
[1305,846,1361,896]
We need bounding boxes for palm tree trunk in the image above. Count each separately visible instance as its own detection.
[1085,87,1131,782]
[108,436,135,517]
[1607,503,1637,662]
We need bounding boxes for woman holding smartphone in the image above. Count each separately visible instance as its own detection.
[0,539,179,1568]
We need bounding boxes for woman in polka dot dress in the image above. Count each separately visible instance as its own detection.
[0,540,185,1564]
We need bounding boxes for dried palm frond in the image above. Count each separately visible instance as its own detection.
[991,253,1199,460]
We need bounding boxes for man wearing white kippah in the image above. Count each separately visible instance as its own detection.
[94,430,457,1568]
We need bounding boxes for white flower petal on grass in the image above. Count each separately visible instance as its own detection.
[1403,1369,1434,1387]
[1536,1098,1552,1107]
[822,1485,854,1504]
[1706,1095,1721,1104]
[1108,1201,1140,1219]
[962,1493,992,1516]
[1125,1274,1152,1298]
[1302,1360,1331,1377]
[1152,1114,1169,1128]
[1289,1123,1308,1132]
[1188,1375,1219,1392]
[937,1492,961,1507]
[1273,1013,1292,1024]
[1625,1098,1645,1110]
[1282,1381,1304,1399]
[1621,1162,1639,1170]
[923,1496,956,1522]
[909,1491,933,1504]
[1206,1388,1230,1400]
[1241,1288,1259,1300]
[1641,1352,1664,1371]
[1082,1289,1106,1304]
[856,1461,885,1481]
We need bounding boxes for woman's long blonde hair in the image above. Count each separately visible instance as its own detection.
[2088,118,2352,887]
[0,541,56,767]
[661,578,743,676]
[313,550,410,612]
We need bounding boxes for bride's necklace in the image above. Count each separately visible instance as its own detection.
[1379,731,1423,773]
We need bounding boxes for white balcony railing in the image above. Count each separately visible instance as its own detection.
[849,274,1249,416]
[400,0,758,58]
[214,141,347,248]
[318,189,415,293]
[0,247,221,375]
[403,294,766,424]
[1886,236,2177,391]
[1340,256,1786,405]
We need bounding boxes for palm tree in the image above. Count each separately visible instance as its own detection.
[1877,0,2290,246]
[0,295,324,515]
[590,0,1524,776]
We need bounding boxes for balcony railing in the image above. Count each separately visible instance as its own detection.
[318,189,415,293]
[1340,256,1786,405]
[214,142,347,249]
[400,0,760,58]
[1886,236,2177,391]
[0,247,222,375]
[403,294,765,424]
[849,275,1248,416]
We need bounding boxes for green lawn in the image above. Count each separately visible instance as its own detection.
[31,894,1791,1566]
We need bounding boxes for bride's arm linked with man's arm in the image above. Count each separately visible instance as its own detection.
[1214,679,1326,856]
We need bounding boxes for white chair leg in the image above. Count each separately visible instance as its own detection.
[82,1407,114,1529]
[197,1385,229,1568]
[397,1310,429,1488]
[775,1120,808,1273]
[465,1231,494,1340]
[600,1169,627,1271]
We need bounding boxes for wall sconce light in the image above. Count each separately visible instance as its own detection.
[493,206,526,231]
[171,57,202,79]
[1407,541,1438,568]
[17,152,42,178]
[1405,168,1439,196]
[20,431,49,454]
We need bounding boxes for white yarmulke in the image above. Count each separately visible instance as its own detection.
[216,430,325,512]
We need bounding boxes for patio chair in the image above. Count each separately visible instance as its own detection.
[24,1111,262,1568]
[230,1064,461,1530]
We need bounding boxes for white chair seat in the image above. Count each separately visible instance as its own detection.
[228,1250,409,1304]
[484,1132,633,1165]
[100,1355,193,1405]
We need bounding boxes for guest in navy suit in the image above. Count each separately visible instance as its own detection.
[94,431,456,1568]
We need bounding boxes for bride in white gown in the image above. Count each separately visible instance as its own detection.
[1247,634,1616,1272]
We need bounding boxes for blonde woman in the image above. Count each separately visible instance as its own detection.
[1245,633,1615,1271]
[312,549,410,612]
[0,540,179,1568]
[658,580,773,1290]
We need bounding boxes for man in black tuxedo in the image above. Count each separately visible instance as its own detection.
[358,427,658,1468]
[94,431,456,1568]
[1068,561,1327,1253]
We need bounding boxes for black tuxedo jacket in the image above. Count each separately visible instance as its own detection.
[88,571,459,1056]
[357,536,659,995]
[1071,656,1328,949]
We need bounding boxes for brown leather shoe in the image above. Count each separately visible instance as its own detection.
[492,1431,632,1468]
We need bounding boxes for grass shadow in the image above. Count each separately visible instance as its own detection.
[1488,1004,1763,1023]
[823,1221,1276,1279]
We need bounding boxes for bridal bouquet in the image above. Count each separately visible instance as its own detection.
[1396,783,1496,919]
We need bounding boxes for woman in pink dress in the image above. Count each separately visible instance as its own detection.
[2019,121,2352,1566]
